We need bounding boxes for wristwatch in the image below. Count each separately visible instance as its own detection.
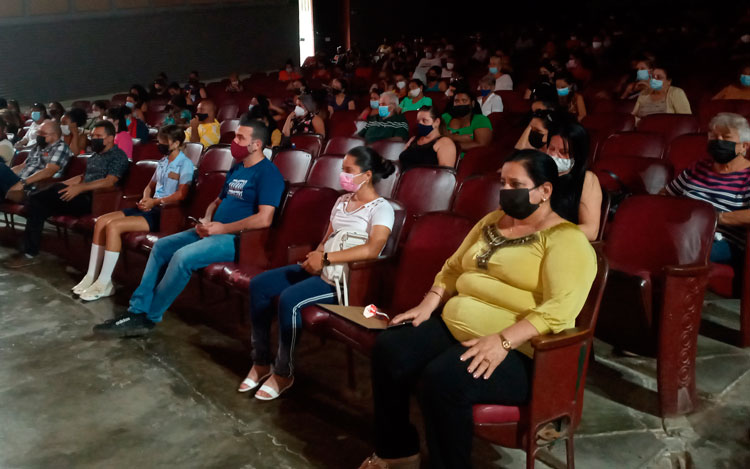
[20,179,29,190]
[322,252,331,267]
[499,334,512,351]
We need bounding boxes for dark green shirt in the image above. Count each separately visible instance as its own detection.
[358,114,410,143]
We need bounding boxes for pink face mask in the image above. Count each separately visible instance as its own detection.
[339,172,365,192]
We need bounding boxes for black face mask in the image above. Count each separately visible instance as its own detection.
[499,188,540,220]
[195,113,208,122]
[707,139,738,164]
[451,105,471,117]
[538,74,551,83]
[157,143,171,155]
[528,130,546,149]
[36,135,48,149]
[91,138,106,153]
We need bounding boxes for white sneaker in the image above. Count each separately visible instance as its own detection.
[72,276,95,295]
[79,280,115,302]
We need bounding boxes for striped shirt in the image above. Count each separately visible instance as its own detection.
[20,139,73,179]
[666,158,750,248]
[358,114,409,143]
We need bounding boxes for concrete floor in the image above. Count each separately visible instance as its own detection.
[1,244,749,469]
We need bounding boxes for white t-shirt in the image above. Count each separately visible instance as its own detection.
[23,121,42,145]
[494,74,514,91]
[478,93,504,115]
[413,57,443,84]
[330,194,395,241]
[0,138,14,164]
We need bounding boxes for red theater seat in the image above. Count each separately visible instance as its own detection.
[198,145,233,173]
[306,155,344,190]
[581,113,636,137]
[665,133,708,175]
[328,110,359,137]
[369,140,406,162]
[273,150,312,184]
[183,142,204,166]
[290,133,324,158]
[403,111,418,135]
[144,110,167,128]
[393,166,457,218]
[452,174,501,222]
[494,90,530,114]
[637,113,700,145]
[132,142,162,162]
[593,155,673,195]
[219,119,239,144]
[323,136,366,156]
[599,131,666,160]
[456,144,508,182]
[217,103,239,122]
[596,195,716,416]
[698,99,750,131]
[373,163,401,199]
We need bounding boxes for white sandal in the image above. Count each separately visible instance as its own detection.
[254,376,294,401]
[237,370,271,393]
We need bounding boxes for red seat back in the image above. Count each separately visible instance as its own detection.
[599,131,665,160]
[369,139,406,162]
[665,132,708,175]
[593,155,673,195]
[122,160,158,200]
[65,154,89,177]
[328,109,359,137]
[132,142,162,162]
[187,171,226,219]
[273,150,313,184]
[110,93,128,106]
[590,98,636,115]
[424,92,448,113]
[198,145,233,173]
[637,114,700,145]
[605,195,716,277]
[183,142,204,167]
[144,111,166,127]
[456,143,508,182]
[72,100,91,111]
[452,174,501,222]
[219,119,239,144]
[217,103,239,122]
[387,213,474,314]
[581,113,636,137]
[403,111,419,136]
[306,155,343,190]
[698,99,750,131]
[494,90,529,114]
[290,133,324,158]
[323,136,366,156]
[373,163,401,199]
[11,150,29,166]
[393,166,457,217]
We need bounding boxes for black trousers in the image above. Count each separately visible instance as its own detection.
[0,161,20,199]
[371,317,533,469]
[23,183,91,256]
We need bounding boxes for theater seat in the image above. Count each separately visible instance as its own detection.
[581,112,636,137]
[698,99,750,131]
[273,150,312,184]
[328,110,359,137]
[369,140,406,162]
[403,111,418,135]
[593,154,673,195]
[456,144,508,182]
[290,133,324,158]
[452,174,501,222]
[323,136,366,156]
[132,142,162,162]
[474,248,608,469]
[637,113,699,145]
[144,111,166,128]
[589,98,636,115]
[219,119,239,144]
[373,163,401,199]
[596,195,716,416]
[217,103,239,122]
[665,132,708,175]
[599,131,666,160]
[183,142,204,166]
[393,167,457,232]
[199,145,233,173]
[306,155,344,190]
[494,90,530,114]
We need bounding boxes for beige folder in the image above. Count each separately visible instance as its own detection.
[316,304,390,330]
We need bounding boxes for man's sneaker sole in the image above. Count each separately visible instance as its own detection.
[92,325,153,338]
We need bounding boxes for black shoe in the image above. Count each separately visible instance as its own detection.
[93,312,155,338]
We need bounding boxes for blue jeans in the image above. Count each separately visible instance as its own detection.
[710,238,744,296]
[129,229,236,323]
[249,264,336,377]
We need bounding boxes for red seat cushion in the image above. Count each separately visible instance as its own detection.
[226,265,267,291]
[48,215,79,229]
[72,215,97,233]
[472,404,522,424]
[0,202,27,216]
[123,231,149,250]
[203,262,239,283]
[708,262,735,298]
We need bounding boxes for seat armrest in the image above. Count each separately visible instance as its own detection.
[158,202,186,235]
[238,227,272,268]
[531,328,589,351]
[347,256,394,308]
[91,187,123,216]
[663,263,709,278]
[287,244,313,265]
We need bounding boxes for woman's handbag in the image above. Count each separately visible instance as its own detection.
[320,230,369,306]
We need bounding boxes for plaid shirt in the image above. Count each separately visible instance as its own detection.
[19,139,73,179]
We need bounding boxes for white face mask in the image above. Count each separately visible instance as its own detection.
[408,88,420,98]
[396,81,406,89]
[60,125,71,136]
[592,41,602,49]
[294,105,306,117]
[446,62,454,70]
[424,52,433,59]
[552,156,574,174]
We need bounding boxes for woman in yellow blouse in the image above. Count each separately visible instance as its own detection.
[359,150,597,469]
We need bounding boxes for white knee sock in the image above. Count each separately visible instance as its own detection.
[96,250,120,285]
[86,244,105,279]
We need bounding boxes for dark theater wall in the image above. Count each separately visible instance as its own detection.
[0,1,299,105]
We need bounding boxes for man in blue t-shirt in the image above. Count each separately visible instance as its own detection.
[94,117,285,336]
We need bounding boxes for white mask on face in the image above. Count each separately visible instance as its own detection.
[294,106,306,117]
[551,156,574,174]
[60,125,71,136]
[424,52,433,59]
[396,81,406,89]
[446,62,455,70]
[408,88,420,98]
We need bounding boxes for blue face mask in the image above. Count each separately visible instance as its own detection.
[636,69,650,81]
[163,116,175,125]
[378,105,390,118]
[557,87,570,97]
[370,100,380,109]
[479,89,491,97]
[126,118,132,127]
[741,75,750,87]
[31,111,42,122]
[650,78,663,90]
[125,101,135,109]
[488,67,499,74]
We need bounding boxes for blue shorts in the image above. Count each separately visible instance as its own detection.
[121,206,162,232]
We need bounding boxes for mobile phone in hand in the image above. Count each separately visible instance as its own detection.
[187,216,202,225]
[387,320,413,329]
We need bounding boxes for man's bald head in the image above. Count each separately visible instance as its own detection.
[197,99,216,120]
[39,120,62,140]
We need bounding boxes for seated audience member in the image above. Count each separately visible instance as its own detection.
[85,100,108,131]
[359,89,382,121]
[399,106,457,170]
[546,120,602,240]
[15,103,49,149]
[48,102,65,122]
[393,73,408,99]
[515,108,557,151]
[281,94,326,138]
[664,113,750,290]
[287,78,308,95]
[130,84,151,111]
[0,118,14,164]
[185,70,207,103]
[442,57,458,79]
[327,78,356,115]
[359,149,597,469]
[125,93,147,122]
[226,73,244,93]
[1,108,23,136]
[488,55,513,90]
[4,122,127,269]
[477,76,504,115]
[413,46,442,83]
[0,120,72,202]
[164,95,192,126]
[252,94,286,123]
[123,106,150,143]
[279,60,302,82]
[61,108,88,155]
[566,52,592,84]
[167,82,183,98]
[555,72,587,122]
[443,89,493,150]
[358,91,409,143]
[425,66,442,92]
[73,125,195,302]
[240,146,396,400]
[150,79,169,99]
[619,59,653,100]
[185,100,220,147]
[524,61,558,100]
[92,118,285,336]
[713,64,750,100]
[400,79,433,112]
[106,107,134,160]
[633,65,691,121]
[247,106,282,149]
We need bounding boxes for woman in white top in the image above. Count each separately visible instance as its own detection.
[15,103,49,149]
[241,146,397,400]
[477,76,504,115]
[489,55,513,91]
